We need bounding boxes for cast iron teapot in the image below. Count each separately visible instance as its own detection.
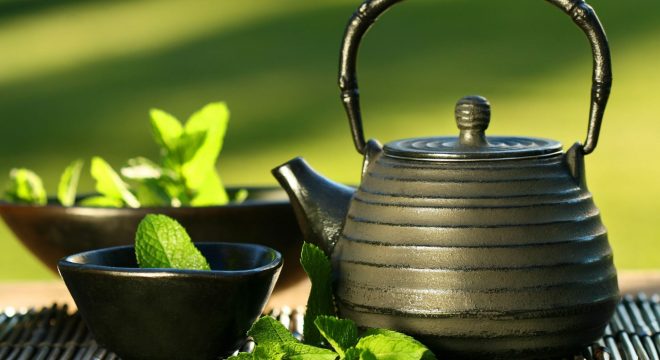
[273,0,618,358]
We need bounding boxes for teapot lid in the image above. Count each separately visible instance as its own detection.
[383,96,562,161]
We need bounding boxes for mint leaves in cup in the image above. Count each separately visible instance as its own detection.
[135,214,210,270]
[3,102,243,208]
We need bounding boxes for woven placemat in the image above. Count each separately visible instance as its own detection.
[2,294,660,360]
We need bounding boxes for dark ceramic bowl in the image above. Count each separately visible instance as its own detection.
[0,187,303,291]
[58,242,282,360]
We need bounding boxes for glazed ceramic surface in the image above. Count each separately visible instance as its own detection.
[58,242,282,360]
[273,0,619,358]
[0,187,303,291]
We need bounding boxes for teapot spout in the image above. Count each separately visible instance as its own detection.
[272,157,354,256]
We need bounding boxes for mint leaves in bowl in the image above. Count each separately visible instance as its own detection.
[58,215,282,360]
[0,102,303,291]
[6,102,234,208]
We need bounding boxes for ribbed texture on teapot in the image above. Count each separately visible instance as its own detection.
[333,152,618,357]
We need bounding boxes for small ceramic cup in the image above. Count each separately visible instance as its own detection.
[58,242,282,360]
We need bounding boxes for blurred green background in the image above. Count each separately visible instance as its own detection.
[0,0,658,280]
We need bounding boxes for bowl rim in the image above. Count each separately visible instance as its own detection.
[58,242,283,278]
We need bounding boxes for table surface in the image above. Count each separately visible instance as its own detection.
[2,271,660,311]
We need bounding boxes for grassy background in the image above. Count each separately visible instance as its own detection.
[0,0,658,279]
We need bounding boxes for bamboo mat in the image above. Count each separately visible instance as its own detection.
[2,294,660,360]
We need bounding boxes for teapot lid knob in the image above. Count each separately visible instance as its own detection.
[455,95,490,147]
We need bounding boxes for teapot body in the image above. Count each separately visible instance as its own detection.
[332,150,618,359]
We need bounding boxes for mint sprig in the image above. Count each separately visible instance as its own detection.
[229,315,435,360]
[148,102,230,206]
[134,214,210,270]
[3,102,245,208]
[228,242,437,360]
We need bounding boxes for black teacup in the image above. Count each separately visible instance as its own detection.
[58,242,282,360]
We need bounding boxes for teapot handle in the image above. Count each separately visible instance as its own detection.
[339,0,612,155]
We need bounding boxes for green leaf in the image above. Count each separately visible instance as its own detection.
[78,195,124,208]
[361,328,435,359]
[181,102,229,190]
[132,180,172,207]
[226,353,253,360]
[355,334,436,360]
[189,170,228,206]
[314,316,358,357]
[253,345,285,360]
[134,214,210,270]
[121,157,166,180]
[279,342,338,360]
[122,157,191,206]
[4,168,47,205]
[178,130,208,165]
[121,157,180,207]
[57,159,83,207]
[90,157,140,208]
[247,316,298,346]
[150,108,183,153]
[234,188,249,203]
[246,316,337,360]
[345,348,376,360]
[300,242,336,346]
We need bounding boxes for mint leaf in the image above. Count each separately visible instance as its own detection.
[150,108,183,153]
[314,316,358,357]
[279,342,337,360]
[300,242,336,346]
[189,170,228,206]
[4,168,47,205]
[362,328,435,359]
[121,157,166,180]
[150,109,198,177]
[355,334,436,360]
[243,316,338,360]
[253,346,285,360]
[90,157,140,208]
[247,316,298,346]
[181,102,229,192]
[133,180,171,207]
[57,159,83,207]
[234,189,249,203]
[345,348,377,360]
[178,130,208,166]
[134,214,210,270]
[78,195,124,208]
